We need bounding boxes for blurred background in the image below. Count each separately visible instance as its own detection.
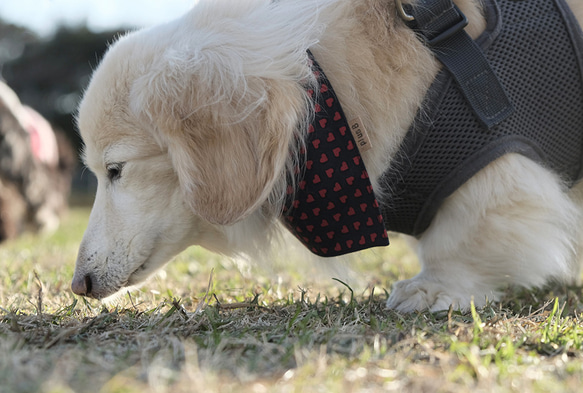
[1,0,195,185]
[0,1,194,240]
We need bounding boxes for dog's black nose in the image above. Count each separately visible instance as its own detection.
[71,274,93,297]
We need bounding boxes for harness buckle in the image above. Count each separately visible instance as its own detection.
[396,1,469,46]
[423,5,468,45]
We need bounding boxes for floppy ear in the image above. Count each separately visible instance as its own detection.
[131,73,308,225]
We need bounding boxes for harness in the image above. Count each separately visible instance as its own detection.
[282,0,583,255]
[381,0,583,236]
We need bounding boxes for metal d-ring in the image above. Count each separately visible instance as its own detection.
[395,0,415,22]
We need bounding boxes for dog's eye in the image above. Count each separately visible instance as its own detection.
[106,162,125,182]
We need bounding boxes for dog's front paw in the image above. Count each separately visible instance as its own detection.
[386,276,489,313]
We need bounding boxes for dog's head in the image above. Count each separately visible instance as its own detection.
[71,1,320,299]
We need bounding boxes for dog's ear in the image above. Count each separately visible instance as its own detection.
[131,74,307,225]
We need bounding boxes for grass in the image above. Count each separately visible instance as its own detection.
[1,207,583,392]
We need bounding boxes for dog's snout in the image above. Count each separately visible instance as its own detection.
[71,274,93,297]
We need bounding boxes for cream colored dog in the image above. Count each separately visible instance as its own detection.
[72,0,583,312]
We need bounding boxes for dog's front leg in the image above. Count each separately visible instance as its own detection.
[386,154,582,312]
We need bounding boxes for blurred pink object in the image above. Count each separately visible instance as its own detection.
[20,106,59,167]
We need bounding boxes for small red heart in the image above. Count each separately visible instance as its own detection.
[320,84,328,93]
[353,221,361,230]
[296,226,303,233]
[307,89,314,97]
[339,195,347,203]
[346,240,353,248]
[300,212,308,220]
[366,217,374,226]
[327,133,335,142]
[335,243,342,251]
[346,176,355,185]
[339,126,346,136]
[333,213,341,221]
[361,170,368,179]
[293,200,300,208]
[306,225,314,232]
[321,219,329,227]
[333,147,341,157]
[340,162,349,171]
[314,236,322,243]
[341,225,349,234]
[319,188,327,198]
[306,160,313,169]
[312,208,321,216]
[334,182,342,192]
[286,185,294,195]
[321,248,328,254]
[353,156,360,165]
[313,174,321,184]
[347,141,354,150]
[320,153,328,163]
[326,168,334,178]
[327,231,335,239]
[359,235,366,245]
[312,139,320,149]
[315,103,322,113]
[307,194,315,203]
[354,189,362,197]
[326,98,335,108]
[299,180,306,190]
[333,111,341,121]
[319,119,327,128]
[372,200,379,208]
[327,202,335,210]
[348,207,356,216]
[360,203,367,212]
[370,233,377,242]
[308,124,315,134]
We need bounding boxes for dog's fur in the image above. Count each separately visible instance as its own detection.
[72,0,583,312]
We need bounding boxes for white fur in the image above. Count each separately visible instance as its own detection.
[72,0,583,311]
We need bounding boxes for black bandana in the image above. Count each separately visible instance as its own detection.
[281,53,389,257]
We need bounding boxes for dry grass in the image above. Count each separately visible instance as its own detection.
[1,207,583,392]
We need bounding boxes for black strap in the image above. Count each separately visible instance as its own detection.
[404,0,514,129]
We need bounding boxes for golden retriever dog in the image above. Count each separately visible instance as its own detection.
[72,0,583,312]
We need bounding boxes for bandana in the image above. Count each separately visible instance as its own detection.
[281,52,389,257]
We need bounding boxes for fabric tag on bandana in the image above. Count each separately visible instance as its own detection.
[349,117,372,153]
[281,52,389,257]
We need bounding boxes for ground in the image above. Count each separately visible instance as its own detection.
[1,206,583,392]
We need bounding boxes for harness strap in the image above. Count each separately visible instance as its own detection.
[402,0,514,128]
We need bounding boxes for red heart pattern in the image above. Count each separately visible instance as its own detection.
[281,51,389,257]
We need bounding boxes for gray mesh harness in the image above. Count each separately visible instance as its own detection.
[380,0,583,236]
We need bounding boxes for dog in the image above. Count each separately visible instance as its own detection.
[71,0,583,312]
[0,81,75,241]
